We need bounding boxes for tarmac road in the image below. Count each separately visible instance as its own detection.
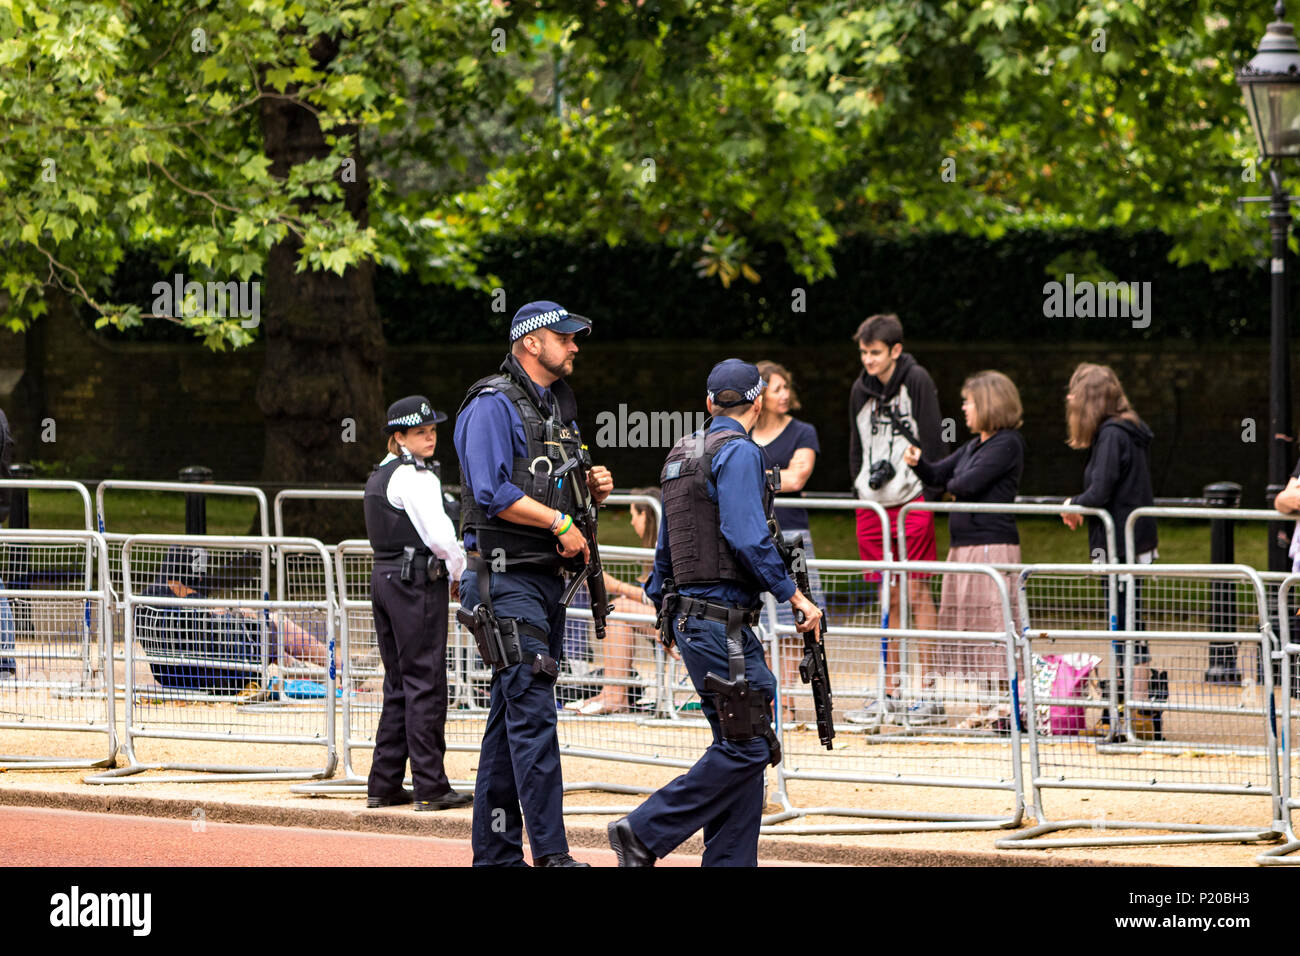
[0,805,809,867]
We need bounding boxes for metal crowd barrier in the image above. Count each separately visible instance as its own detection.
[0,529,116,770]
[96,480,271,700]
[3,479,95,532]
[86,534,336,784]
[762,559,1023,834]
[898,501,1119,629]
[294,540,703,807]
[998,563,1285,849]
[1258,575,1300,864]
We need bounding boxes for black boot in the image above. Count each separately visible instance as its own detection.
[608,817,656,867]
[534,852,591,868]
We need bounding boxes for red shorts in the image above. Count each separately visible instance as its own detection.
[855,501,936,582]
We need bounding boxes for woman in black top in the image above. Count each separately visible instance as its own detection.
[753,360,822,723]
[905,370,1025,730]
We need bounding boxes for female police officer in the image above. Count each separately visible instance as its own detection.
[363,396,472,811]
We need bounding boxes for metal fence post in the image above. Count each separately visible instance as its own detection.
[179,466,213,535]
[1205,481,1242,684]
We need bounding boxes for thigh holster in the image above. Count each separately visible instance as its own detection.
[457,553,550,674]
[702,607,781,767]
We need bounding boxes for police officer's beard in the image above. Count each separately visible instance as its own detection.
[539,351,574,378]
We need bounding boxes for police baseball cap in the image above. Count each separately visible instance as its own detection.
[509,300,592,342]
[159,545,209,591]
[384,395,447,434]
[707,359,766,407]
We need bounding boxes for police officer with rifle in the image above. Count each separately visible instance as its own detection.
[453,300,614,867]
[606,359,822,867]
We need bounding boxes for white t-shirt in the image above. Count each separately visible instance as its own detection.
[381,453,466,581]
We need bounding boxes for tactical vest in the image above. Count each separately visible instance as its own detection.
[459,369,585,571]
[364,455,431,562]
[661,427,775,588]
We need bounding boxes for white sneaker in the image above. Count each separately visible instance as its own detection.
[845,696,900,725]
[903,699,946,727]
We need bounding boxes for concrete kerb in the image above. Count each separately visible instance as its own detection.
[0,785,1142,867]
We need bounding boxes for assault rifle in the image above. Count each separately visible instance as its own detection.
[557,445,613,641]
[770,513,835,750]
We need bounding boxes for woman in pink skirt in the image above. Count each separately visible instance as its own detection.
[903,370,1025,730]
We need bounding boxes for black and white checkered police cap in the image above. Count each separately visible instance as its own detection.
[384,396,447,434]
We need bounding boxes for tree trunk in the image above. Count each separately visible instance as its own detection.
[257,36,383,541]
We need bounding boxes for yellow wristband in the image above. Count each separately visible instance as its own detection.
[556,514,574,536]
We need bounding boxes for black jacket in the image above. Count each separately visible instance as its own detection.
[848,352,947,505]
[1071,417,1157,560]
[912,429,1025,547]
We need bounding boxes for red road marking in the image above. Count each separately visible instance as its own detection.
[0,806,806,867]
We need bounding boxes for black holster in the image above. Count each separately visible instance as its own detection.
[456,604,522,672]
[702,607,781,767]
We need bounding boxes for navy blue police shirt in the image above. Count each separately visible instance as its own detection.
[453,376,570,554]
[646,416,797,611]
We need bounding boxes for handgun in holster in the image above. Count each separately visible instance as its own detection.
[702,607,781,767]
[655,582,679,650]
[455,603,522,672]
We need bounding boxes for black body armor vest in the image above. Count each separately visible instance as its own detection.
[661,427,775,588]
[459,356,586,571]
[364,454,432,561]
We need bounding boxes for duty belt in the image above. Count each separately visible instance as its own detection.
[670,595,760,629]
[375,550,447,581]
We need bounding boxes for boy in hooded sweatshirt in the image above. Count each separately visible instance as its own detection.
[846,314,949,727]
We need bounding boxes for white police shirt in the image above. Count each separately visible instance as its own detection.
[381,452,467,581]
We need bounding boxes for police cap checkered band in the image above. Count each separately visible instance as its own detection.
[706,359,766,407]
[509,300,592,341]
[384,395,447,434]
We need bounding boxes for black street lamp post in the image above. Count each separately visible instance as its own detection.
[1238,1,1300,571]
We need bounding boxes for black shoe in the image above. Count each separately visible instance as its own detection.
[533,852,591,867]
[607,817,656,867]
[414,790,474,811]
[366,790,414,808]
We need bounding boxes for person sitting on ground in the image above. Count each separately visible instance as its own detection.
[565,488,665,715]
[134,546,332,697]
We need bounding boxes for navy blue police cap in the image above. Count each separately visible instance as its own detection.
[509,300,592,342]
[158,545,209,592]
[384,395,447,434]
[707,359,767,407]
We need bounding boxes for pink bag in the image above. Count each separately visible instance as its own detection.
[1032,653,1100,736]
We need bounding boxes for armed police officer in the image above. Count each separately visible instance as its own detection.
[363,396,472,811]
[454,300,614,868]
[607,359,822,867]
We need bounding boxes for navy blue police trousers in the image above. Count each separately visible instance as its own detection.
[459,567,569,866]
[626,615,776,866]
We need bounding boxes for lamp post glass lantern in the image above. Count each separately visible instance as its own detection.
[1238,1,1300,571]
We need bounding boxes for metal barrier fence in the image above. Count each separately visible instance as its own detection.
[294,540,706,808]
[1258,575,1300,864]
[3,479,95,531]
[0,529,116,770]
[762,559,1024,834]
[272,488,363,540]
[86,534,336,784]
[998,563,1285,849]
[898,501,1119,630]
